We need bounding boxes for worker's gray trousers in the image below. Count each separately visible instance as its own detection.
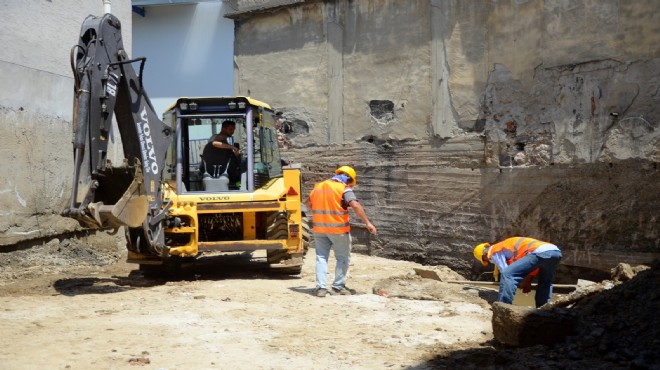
[314,232,352,290]
[499,249,563,308]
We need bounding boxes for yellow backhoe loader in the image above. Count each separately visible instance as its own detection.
[62,12,308,275]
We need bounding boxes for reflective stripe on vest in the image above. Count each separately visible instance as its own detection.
[310,180,350,234]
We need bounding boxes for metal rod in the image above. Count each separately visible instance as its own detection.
[445,280,578,289]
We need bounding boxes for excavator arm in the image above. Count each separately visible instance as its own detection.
[62,13,172,256]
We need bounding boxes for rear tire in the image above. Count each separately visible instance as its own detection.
[266,212,303,275]
[302,215,312,256]
[270,263,303,275]
[139,259,181,278]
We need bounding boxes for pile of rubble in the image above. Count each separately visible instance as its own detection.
[428,261,659,369]
[560,261,659,368]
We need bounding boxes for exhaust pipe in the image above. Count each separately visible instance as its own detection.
[103,0,112,14]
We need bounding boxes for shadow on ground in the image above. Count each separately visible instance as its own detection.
[53,252,302,296]
[53,274,162,295]
[407,342,629,370]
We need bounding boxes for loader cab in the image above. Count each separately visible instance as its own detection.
[162,97,282,193]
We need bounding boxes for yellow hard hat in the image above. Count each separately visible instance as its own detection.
[473,243,490,266]
[335,166,356,185]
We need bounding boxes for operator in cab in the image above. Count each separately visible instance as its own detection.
[200,120,241,182]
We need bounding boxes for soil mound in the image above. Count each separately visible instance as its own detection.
[425,261,660,369]
[565,261,659,368]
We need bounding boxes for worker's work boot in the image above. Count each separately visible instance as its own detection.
[315,288,327,297]
[331,286,356,295]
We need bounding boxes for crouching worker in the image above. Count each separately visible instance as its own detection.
[473,237,562,308]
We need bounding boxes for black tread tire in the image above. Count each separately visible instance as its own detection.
[272,265,303,275]
[302,216,312,255]
[139,259,181,278]
[266,212,302,275]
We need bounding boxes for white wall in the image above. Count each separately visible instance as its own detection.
[132,2,235,116]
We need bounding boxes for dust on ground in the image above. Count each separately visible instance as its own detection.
[0,233,657,369]
[0,233,492,370]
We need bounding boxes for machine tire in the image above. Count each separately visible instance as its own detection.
[269,262,303,275]
[138,259,181,278]
[302,216,312,256]
[266,212,302,275]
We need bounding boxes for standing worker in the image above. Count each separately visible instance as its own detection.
[305,166,378,297]
[473,236,562,308]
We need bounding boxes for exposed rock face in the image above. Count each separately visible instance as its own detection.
[231,0,660,276]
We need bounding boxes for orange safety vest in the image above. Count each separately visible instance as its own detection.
[488,237,549,275]
[310,179,350,234]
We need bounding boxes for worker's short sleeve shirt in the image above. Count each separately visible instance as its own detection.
[341,188,357,209]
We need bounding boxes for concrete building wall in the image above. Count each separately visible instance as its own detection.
[0,1,132,247]
[231,0,660,275]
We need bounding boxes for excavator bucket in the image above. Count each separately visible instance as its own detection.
[87,165,149,229]
[65,162,149,230]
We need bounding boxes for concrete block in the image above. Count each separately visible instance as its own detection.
[413,265,466,282]
[492,302,575,347]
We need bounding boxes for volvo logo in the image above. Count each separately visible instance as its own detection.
[199,196,230,201]
[137,107,158,174]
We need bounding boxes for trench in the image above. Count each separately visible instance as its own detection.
[455,282,573,307]
[511,288,566,307]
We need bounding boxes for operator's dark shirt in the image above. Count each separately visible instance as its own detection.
[201,140,232,177]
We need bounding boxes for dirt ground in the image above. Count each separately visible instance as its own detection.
[0,233,658,370]
[0,233,493,370]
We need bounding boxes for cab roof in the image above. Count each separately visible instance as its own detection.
[163,96,272,113]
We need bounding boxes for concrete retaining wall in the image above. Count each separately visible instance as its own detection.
[0,0,132,247]
[231,0,660,275]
